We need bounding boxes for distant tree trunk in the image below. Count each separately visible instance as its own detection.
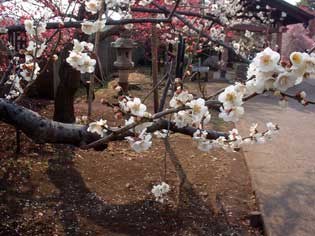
[52,3,87,123]
[151,24,159,113]
[53,46,81,123]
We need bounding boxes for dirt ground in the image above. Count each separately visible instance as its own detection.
[0,69,262,236]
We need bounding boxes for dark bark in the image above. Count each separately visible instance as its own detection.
[0,98,101,147]
[53,46,81,123]
[27,62,55,99]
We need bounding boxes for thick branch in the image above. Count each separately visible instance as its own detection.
[0,98,102,147]
[5,17,171,32]
[0,99,227,150]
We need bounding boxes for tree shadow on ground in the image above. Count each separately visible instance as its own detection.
[260,180,315,236]
[46,145,246,236]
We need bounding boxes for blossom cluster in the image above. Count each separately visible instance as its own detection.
[151,182,170,203]
[170,87,211,128]
[217,47,315,122]
[87,95,154,153]
[4,20,48,100]
[192,122,279,152]
[119,96,154,152]
[232,30,264,57]
[87,119,109,137]
[24,20,47,38]
[81,19,107,35]
[218,83,246,122]
[66,39,96,74]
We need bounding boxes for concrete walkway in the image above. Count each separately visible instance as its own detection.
[236,79,315,236]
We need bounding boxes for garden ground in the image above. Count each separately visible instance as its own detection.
[0,70,263,236]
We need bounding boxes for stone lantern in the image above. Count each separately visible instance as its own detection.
[112,33,137,93]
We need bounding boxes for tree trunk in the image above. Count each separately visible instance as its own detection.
[151,24,159,113]
[53,46,81,123]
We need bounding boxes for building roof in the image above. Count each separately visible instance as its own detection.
[245,0,314,25]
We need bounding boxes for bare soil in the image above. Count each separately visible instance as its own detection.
[0,69,262,236]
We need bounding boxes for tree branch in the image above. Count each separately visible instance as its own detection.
[130,6,222,24]
[0,98,227,150]
[5,17,172,32]
[167,0,181,20]
[0,98,103,148]
[150,1,249,63]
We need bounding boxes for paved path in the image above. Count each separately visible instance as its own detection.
[236,79,315,236]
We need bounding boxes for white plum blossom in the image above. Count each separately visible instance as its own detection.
[228,128,243,149]
[252,47,280,73]
[105,0,133,9]
[81,19,106,35]
[274,72,297,92]
[124,24,134,30]
[303,53,315,74]
[24,20,34,35]
[87,119,108,137]
[212,136,228,150]
[24,20,46,37]
[125,129,152,153]
[173,110,192,128]
[78,54,97,74]
[202,111,212,126]
[186,98,209,125]
[139,0,153,6]
[266,122,278,139]
[243,48,313,97]
[218,84,245,122]
[5,90,20,100]
[218,85,244,109]
[228,128,239,140]
[81,20,98,35]
[73,39,84,53]
[20,60,41,81]
[66,51,84,68]
[164,0,174,5]
[248,122,278,144]
[151,182,170,203]
[94,19,107,32]
[73,39,94,53]
[300,91,307,99]
[118,96,131,113]
[219,106,244,123]
[252,133,266,144]
[26,41,46,58]
[290,52,305,68]
[127,97,147,117]
[66,41,96,74]
[193,130,213,152]
[85,0,101,14]
[169,90,193,108]
[125,117,153,134]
